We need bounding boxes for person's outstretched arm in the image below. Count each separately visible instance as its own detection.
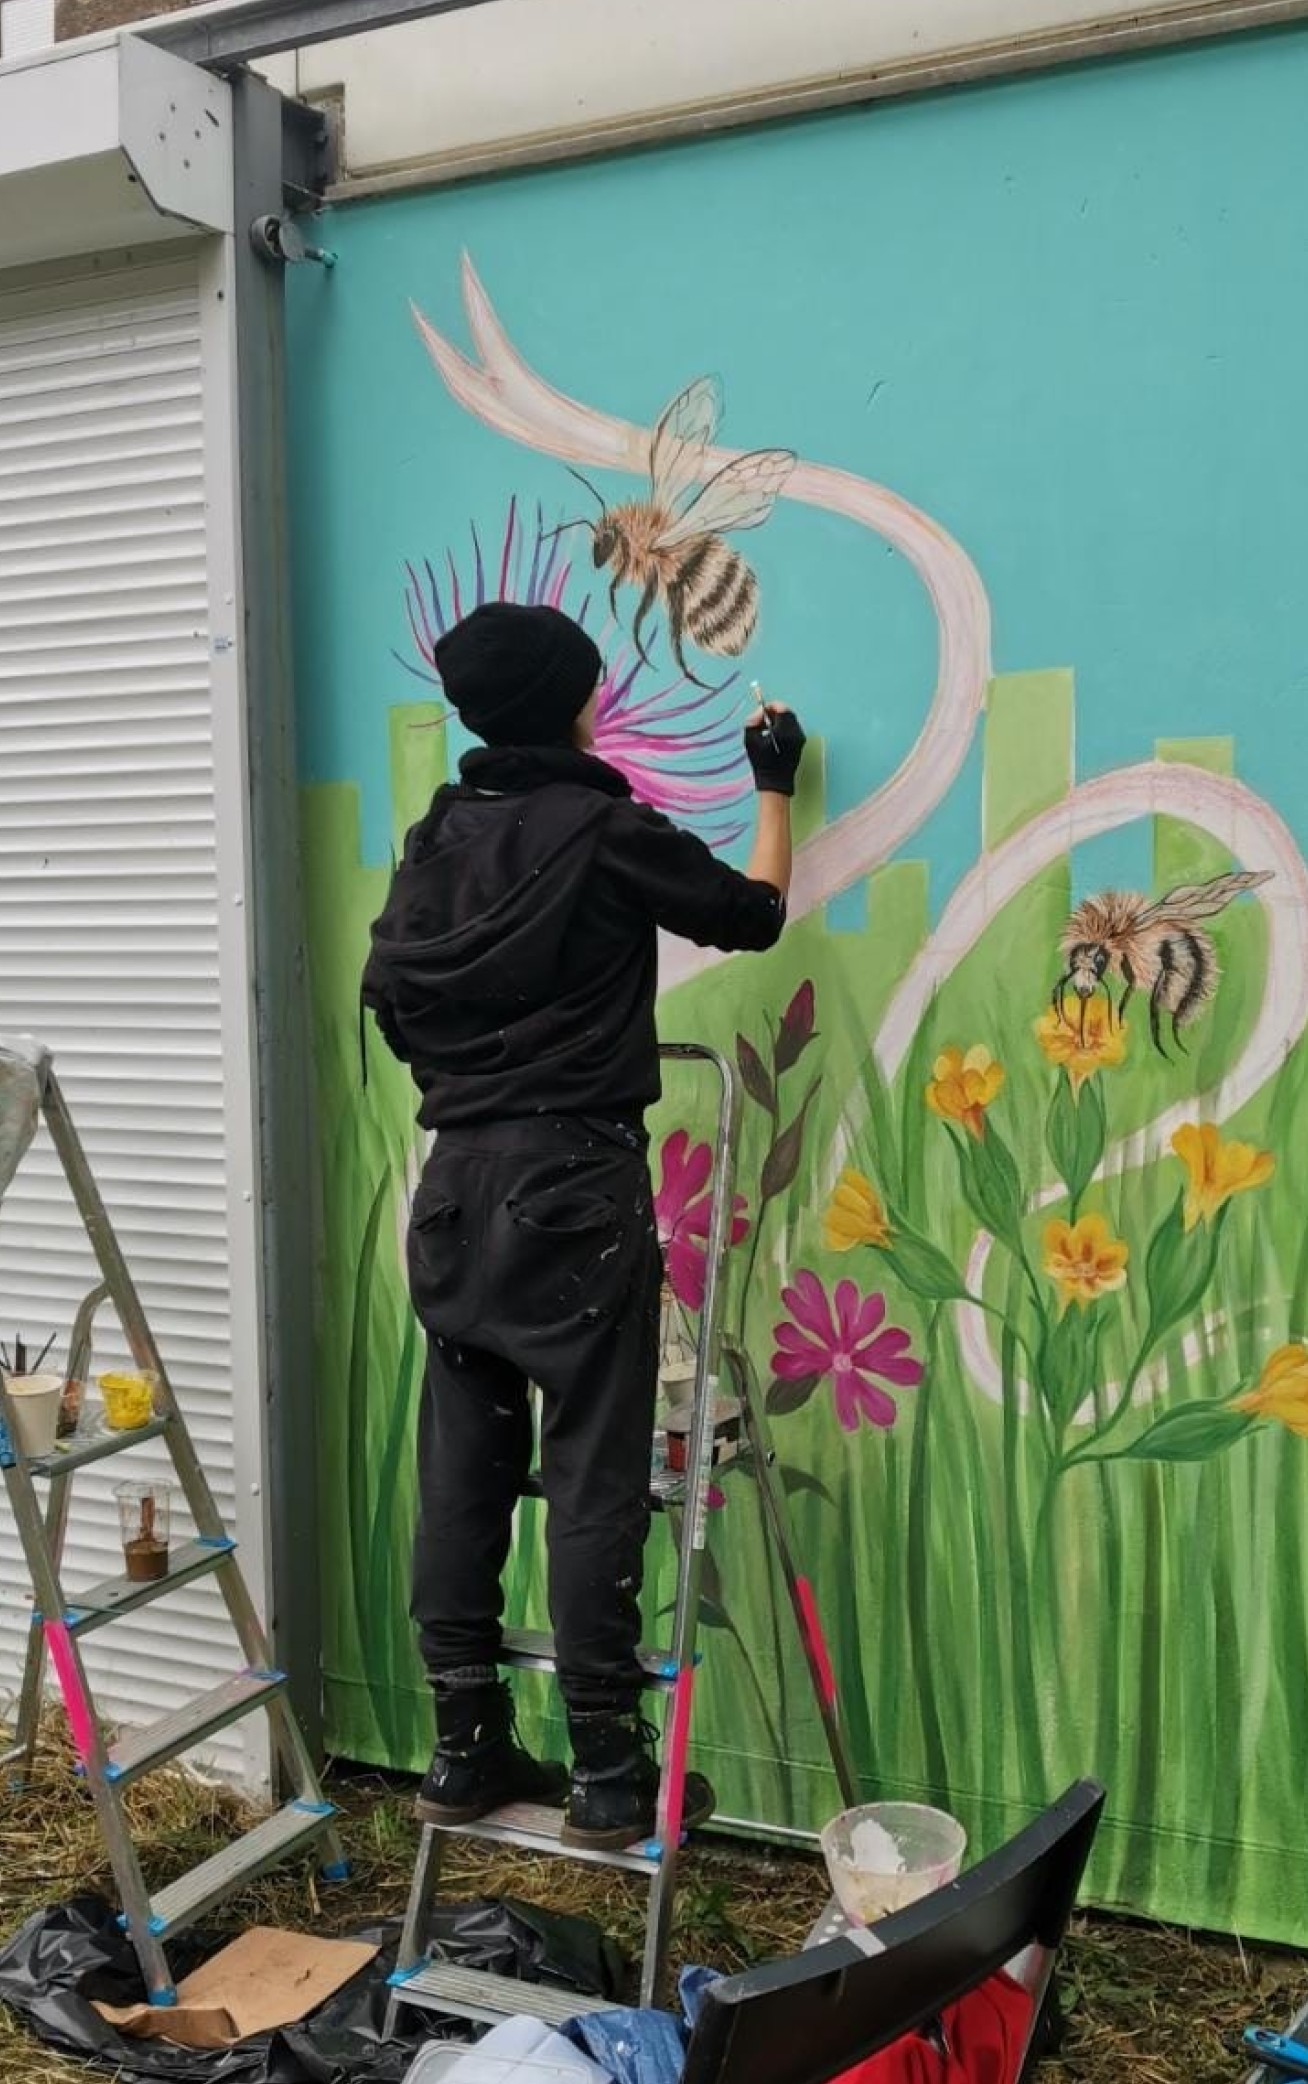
[600,701,807,953]
[742,703,803,899]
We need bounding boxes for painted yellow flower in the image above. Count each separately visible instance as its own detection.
[1042,1213,1130,1310]
[1233,1344,1308,1439]
[1034,1000,1127,1094]
[823,1169,891,1253]
[925,1045,1005,1140]
[1170,1122,1275,1232]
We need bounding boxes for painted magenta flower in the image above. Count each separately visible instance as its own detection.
[771,1270,922,1432]
[925,1044,1005,1139]
[1034,999,1127,1094]
[401,500,750,845]
[1171,1122,1275,1232]
[654,1129,749,1311]
[1042,1213,1129,1310]
[1233,1344,1308,1438]
[822,1169,891,1253]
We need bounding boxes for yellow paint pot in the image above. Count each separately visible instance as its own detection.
[98,1372,156,1432]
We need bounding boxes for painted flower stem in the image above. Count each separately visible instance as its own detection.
[904,1306,950,1796]
[1060,1354,1147,1471]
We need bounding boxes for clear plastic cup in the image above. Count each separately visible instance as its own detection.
[115,1480,171,1582]
[820,1801,967,1927]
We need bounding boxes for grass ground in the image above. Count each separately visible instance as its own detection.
[1,1730,1303,2084]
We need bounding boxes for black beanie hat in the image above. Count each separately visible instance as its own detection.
[434,602,602,746]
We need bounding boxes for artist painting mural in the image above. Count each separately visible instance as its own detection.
[291,43,1308,1944]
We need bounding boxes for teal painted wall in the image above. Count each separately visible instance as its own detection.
[289,29,1308,1939]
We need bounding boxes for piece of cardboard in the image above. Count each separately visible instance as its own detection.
[94,1926,377,2047]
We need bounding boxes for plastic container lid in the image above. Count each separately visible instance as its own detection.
[406,2047,601,2083]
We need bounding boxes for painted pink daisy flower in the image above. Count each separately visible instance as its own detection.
[654,1129,750,1312]
[400,499,751,846]
[771,1271,923,1432]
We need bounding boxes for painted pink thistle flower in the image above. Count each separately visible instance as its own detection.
[400,499,751,847]
[655,1129,750,1312]
[771,1271,923,1432]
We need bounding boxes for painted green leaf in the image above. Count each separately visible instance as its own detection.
[1119,1402,1257,1462]
[1046,1071,1106,1212]
[1142,1195,1227,1355]
[780,1463,835,1505]
[773,980,818,1076]
[767,1371,823,1416]
[881,1223,971,1303]
[953,1121,1025,1251]
[1037,1303,1091,1428]
[735,1033,776,1114]
[760,1075,821,1202]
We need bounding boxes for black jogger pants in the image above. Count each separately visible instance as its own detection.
[406,1116,663,1715]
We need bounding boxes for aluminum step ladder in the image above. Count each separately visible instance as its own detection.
[386,1043,857,2031]
[0,1036,349,2007]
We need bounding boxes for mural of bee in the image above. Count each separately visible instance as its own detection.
[564,376,795,686]
[1053,869,1274,1058]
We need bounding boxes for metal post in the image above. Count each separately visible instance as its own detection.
[225,71,329,1761]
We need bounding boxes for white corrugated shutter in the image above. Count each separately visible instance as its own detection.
[0,257,258,1778]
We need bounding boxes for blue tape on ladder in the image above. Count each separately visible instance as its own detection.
[387,1961,426,1987]
[248,1667,286,1683]
[291,1799,337,1817]
[197,1535,236,1552]
[320,1860,351,1882]
[148,1986,179,2009]
[640,1840,664,1862]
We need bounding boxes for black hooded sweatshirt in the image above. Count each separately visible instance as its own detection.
[362,745,784,1132]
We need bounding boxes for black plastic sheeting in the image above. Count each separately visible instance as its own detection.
[0,1894,625,2083]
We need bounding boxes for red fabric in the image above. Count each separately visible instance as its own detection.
[831,1971,1035,2084]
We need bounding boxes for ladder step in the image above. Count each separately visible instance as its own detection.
[389,1961,614,2030]
[500,1627,677,1688]
[426,1798,660,1875]
[94,1668,288,1788]
[65,1536,235,1637]
[26,1415,170,1482]
[141,1799,337,1940]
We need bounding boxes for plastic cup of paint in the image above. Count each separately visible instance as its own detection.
[820,1801,967,1927]
[2,1373,64,1458]
[115,1480,171,1582]
[98,1371,156,1432]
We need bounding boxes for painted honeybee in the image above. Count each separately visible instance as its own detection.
[1053,869,1274,1058]
[561,376,795,685]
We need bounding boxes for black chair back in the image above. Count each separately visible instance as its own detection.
[681,1781,1105,2084]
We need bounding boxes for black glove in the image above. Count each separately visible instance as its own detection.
[744,707,806,797]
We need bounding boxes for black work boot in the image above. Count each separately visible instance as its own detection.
[417,1671,567,1826]
[562,1710,716,1852]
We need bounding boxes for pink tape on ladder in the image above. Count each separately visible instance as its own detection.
[795,1576,838,1708]
[44,1620,97,1764]
[656,1669,696,1851]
